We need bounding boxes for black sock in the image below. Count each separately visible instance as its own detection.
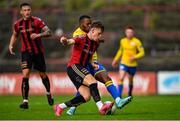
[128,84,133,96]
[42,76,50,93]
[89,83,101,102]
[21,78,29,100]
[65,95,86,107]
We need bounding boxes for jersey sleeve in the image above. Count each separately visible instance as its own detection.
[73,31,79,37]
[73,28,86,37]
[134,39,145,59]
[36,17,46,29]
[113,39,123,62]
[14,23,19,34]
[73,35,83,44]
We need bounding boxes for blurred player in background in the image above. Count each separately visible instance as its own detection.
[8,3,54,109]
[112,25,145,98]
[67,15,131,116]
[54,21,113,117]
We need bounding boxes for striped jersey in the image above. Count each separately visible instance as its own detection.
[73,27,98,61]
[14,16,46,54]
[67,35,99,67]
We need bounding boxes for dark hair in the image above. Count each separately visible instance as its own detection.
[90,21,104,32]
[20,3,31,9]
[125,25,135,30]
[79,15,91,23]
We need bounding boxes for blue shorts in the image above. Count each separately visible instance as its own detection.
[119,64,137,76]
[86,62,106,77]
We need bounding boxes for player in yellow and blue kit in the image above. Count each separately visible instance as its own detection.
[112,25,145,98]
[66,15,131,115]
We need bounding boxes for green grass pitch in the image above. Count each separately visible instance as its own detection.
[0,95,180,120]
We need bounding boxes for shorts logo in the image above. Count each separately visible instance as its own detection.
[120,65,125,69]
[76,76,82,83]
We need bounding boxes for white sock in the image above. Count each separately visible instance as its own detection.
[23,99,28,103]
[70,107,76,109]
[115,97,121,104]
[46,92,51,95]
[96,101,103,110]
[59,103,67,109]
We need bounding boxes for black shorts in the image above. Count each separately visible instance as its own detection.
[21,52,46,72]
[67,64,90,90]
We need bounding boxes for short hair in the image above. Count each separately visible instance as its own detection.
[90,21,104,32]
[20,3,31,9]
[125,25,135,31]
[79,15,91,23]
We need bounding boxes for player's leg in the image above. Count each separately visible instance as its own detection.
[95,67,131,113]
[111,66,135,113]
[67,85,91,104]
[39,72,54,105]
[19,52,32,109]
[95,71,121,103]
[66,91,80,115]
[83,73,113,115]
[126,66,136,97]
[86,62,116,101]
[65,64,113,116]
[20,69,30,109]
[127,74,134,97]
[94,63,119,100]
[117,64,128,98]
[110,69,132,114]
[88,63,130,110]
[54,85,90,116]
[66,73,109,116]
[110,67,134,114]
[34,53,54,105]
[67,63,94,115]
[54,64,91,117]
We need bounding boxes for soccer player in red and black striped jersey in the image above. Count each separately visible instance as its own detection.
[53,21,113,117]
[8,3,54,109]
[67,15,131,116]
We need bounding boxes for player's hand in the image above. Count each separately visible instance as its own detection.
[129,56,136,62]
[112,60,118,68]
[59,36,68,45]
[9,45,15,55]
[30,33,41,40]
[92,62,99,70]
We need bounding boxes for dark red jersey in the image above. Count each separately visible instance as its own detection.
[67,35,99,67]
[14,16,46,54]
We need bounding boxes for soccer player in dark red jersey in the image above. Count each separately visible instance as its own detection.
[53,21,113,117]
[8,3,54,109]
[67,15,131,115]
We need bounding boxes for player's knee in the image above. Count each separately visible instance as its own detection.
[118,79,123,84]
[84,75,97,85]
[39,72,47,78]
[83,94,91,102]
[22,72,30,78]
[129,80,133,84]
[119,76,125,81]
[102,76,112,83]
[23,75,29,78]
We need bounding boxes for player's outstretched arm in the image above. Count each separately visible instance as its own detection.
[31,26,52,40]
[59,36,75,45]
[40,26,52,37]
[9,30,18,55]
